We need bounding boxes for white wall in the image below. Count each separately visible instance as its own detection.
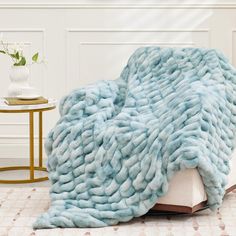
[0,0,236,159]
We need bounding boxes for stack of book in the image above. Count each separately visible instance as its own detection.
[4,97,48,106]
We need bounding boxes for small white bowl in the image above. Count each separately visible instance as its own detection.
[16,94,41,100]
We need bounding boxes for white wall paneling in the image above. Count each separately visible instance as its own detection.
[232,30,236,65]
[67,29,209,90]
[0,1,235,158]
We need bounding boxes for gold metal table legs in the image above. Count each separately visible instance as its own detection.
[30,112,34,180]
[0,166,48,184]
[39,111,43,168]
[0,111,48,184]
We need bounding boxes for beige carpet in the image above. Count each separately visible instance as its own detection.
[0,188,235,236]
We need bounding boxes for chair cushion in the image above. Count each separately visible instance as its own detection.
[152,149,236,213]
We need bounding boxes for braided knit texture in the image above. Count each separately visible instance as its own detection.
[34,47,236,229]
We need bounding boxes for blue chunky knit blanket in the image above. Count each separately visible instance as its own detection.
[34,47,236,229]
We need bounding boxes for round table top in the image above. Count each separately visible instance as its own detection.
[0,98,57,113]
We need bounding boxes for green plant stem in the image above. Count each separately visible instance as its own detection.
[0,39,40,66]
[0,40,17,64]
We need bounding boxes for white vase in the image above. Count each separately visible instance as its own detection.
[8,65,30,97]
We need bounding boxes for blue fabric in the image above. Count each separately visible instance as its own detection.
[34,47,236,229]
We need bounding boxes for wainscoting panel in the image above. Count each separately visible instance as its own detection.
[0,0,235,158]
[66,29,209,90]
[232,30,236,65]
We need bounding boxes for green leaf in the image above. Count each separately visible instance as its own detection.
[32,52,39,62]
[0,50,5,54]
[10,53,18,59]
[14,56,26,66]
[10,52,20,60]
[15,51,19,60]
[19,57,26,65]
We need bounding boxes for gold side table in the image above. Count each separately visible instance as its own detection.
[0,98,56,184]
